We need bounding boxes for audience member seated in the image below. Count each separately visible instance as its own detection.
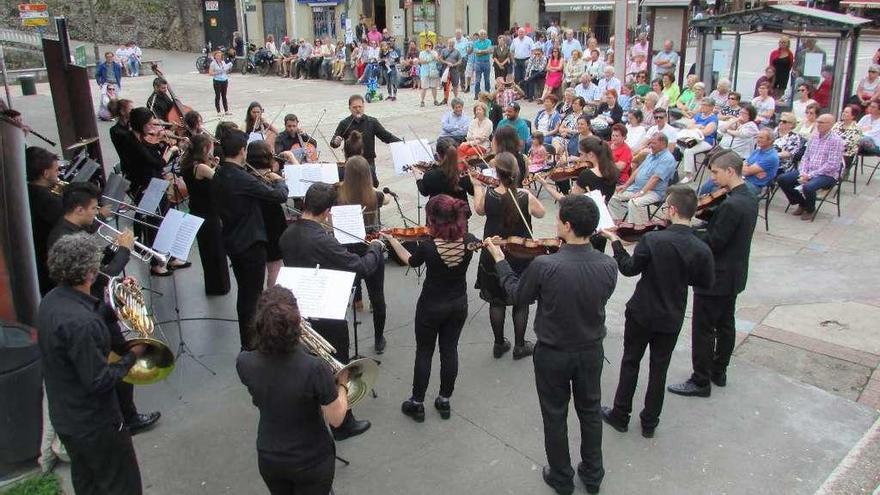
[115,41,142,77]
[554,96,587,152]
[596,66,621,96]
[573,73,601,104]
[679,98,719,183]
[522,47,547,101]
[857,100,880,154]
[673,75,698,115]
[596,89,624,127]
[774,112,805,172]
[633,71,650,96]
[751,83,777,128]
[777,114,844,220]
[625,109,647,150]
[632,109,678,165]
[533,95,562,145]
[813,67,833,109]
[563,50,586,88]
[718,104,759,158]
[626,54,647,83]
[610,123,633,183]
[640,92,660,127]
[699,129,779,195]
[528,133,550,173]
[459,101,493,160]
[497,102,531,151]
[673,82,706,123]
[850,64,879,108]
[753,66,776,97]
[709,78,732,109]
[795,103,820,140]
[832,104,863,169]
[661,73,681,107]
[792,83,817,123]
[438,98,471,145]
[718,91,743,130]
[608,133,677,224]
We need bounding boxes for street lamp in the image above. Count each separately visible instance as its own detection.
[342,0,357,84]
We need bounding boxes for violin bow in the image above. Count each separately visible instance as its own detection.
[264,104,287,133]
[508,189,536,239]
[315,127,343,163]
[287,205,373,247]
[303,108,327,162]
[406,124,436,161]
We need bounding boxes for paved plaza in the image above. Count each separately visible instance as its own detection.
[7,33,880,494]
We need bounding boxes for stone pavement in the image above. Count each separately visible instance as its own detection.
[7,34,880,494]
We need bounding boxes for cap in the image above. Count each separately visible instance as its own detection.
[507,101,520,111]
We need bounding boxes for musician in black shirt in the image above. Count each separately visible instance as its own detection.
[26,146,64,295]
[599,186,714,438]
[279,183,384,440]
[237,286,349,495]
[275,113,319,162]
[668,150,758,397]
[384,195,478,422]
[331,94,401,186]
[145,77,174,121]
[38,233,147,494]
[109,99,136,181]
[211,129,289,350]
[414,138,474,205]
[486,195,617,495]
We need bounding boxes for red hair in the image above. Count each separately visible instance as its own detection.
[426,194,469,241]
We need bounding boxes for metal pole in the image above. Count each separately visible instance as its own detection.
[87,0,100,64]
[614,0,627,81]
[0,45,11,109]
[842,28,861,115]
[342,0,356,84]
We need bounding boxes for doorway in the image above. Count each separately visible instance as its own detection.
[262,0,287,42]
[487,0,510,39]
[374,0,387,30]
[203,0,238,50]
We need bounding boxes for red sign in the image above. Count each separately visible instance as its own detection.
[18,3,47,12]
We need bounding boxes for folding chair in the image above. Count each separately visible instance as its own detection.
[784,163,844,222]
[859,149,880,187]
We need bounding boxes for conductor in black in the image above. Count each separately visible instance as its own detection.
[599,186,715,438]
[485,195,618,495]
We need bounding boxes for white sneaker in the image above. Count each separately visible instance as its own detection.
[679,175,693,184]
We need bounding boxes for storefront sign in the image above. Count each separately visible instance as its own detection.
[205,1,219,11]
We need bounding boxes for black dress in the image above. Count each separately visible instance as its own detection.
[182,166,230,295]
[261,202,287,262]
[578,169,616,253]
[771,53,793,95]
[476,188,532,305]
[416,168,474,217]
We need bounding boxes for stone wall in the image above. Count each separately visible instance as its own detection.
[0,0,204,52]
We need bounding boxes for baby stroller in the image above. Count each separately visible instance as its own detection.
[365,76,384,103]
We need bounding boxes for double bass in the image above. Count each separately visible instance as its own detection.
[149,64,193,138]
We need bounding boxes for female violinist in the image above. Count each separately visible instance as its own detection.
[244,102,279,147]
[492,126,528,187]
[180,134,230,295]
[382,195,479,422]
[414,138,473,207]
[472,152,545,360]
[183,110,207,139]
[127,107,190,276]
[337,155,392,353]
[246,140,293,287]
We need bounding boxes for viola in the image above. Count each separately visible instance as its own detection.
[695,188,728,220]
[545,162,591,182]
[468,236,563,258]
[613,219,669,242]
[149,64,193,137]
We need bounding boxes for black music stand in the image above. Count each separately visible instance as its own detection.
[349,286,379,400]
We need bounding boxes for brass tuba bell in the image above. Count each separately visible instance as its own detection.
[106,276,175,385]
[299,320,378,408]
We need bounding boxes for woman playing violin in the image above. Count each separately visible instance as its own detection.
[381,194,479,422]
[337,155,392,353]
[244,102,279,145]
[247,140,292,287]
[183,110,208,139]
[492,126,528,187]
[414,138,474,208]
[472,151,545,360]
[180,134,229,295]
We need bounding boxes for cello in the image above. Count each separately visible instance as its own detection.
[149,64,193,138]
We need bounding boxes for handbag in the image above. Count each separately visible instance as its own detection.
[440,67,450,84]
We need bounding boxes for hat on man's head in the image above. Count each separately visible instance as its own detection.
[507,102,521,112]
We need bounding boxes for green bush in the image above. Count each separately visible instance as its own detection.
[1,473,62,495]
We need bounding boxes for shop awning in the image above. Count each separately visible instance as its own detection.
[840,0,879,6]
[543,0,637,12]
[639,0,691,6]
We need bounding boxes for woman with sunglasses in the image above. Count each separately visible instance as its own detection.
[795,102,820,140]
[852,64,880,108]
[792,83,817,123]
[418,41,440,107]
[773,112,804,172]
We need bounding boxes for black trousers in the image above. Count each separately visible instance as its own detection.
[690,293,738,387]
[213,79,229,112]
[58,426,142,495]
[610,311,679,429]
[353,265,386,342]
[311,318,350,364]
[107,318,139,421]
[523,72,545,99]
[258,453,335,495]
[411,299,468,402]
[513,58,528,83]
[229,242,267,350]
[533,342,604,490]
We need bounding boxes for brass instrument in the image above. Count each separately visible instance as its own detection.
[95,219,169,266]
[299,320,378,408]
[106,276,175,385]
[49,179,69,196]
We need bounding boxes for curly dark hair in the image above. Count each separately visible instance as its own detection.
[251,286,302,354]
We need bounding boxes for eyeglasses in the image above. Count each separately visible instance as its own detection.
[654,114,666,119]
[798,89,808,92]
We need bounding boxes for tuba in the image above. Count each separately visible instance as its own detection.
[299,320,378,408]
[49,179,69,196]
[107,276,175,384]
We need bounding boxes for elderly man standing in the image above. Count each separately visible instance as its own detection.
[510,28,535,84]
[439,98,471,145]
[777,114,844,220]
[652,40,679,79]
[472,30,493,98]
[561,30,582,61]
[609,133,678,224]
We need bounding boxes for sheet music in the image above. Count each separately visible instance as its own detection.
[275,267,357,320]
[137,178,167,214]
[481,167,497,178]
[390,140,435,175]
[284,163,339,197]
[152,209,204,261]
[330,204,367,244]
[72,159,100,183]
[104,174,130,212]
[585,190,615,232]
[247,131,264,144]
[409,139,434,163]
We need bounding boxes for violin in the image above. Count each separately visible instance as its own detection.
[166,175,189,205]
[545,162,592,182]
[291,141,319,163]
[144,130,187,146]
[403,161,439,173]
[613,219,669,242]
[468,236,563,258]
[695,188,728,220]
[366,226,432,242]
[150,64,193,137]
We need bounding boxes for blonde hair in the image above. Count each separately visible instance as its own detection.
[473,101,488,117]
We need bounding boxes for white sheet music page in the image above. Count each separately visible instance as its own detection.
[284,165,307,197]
[409,139,434,163]
[390,141,415,175]
[275,267,356,320]
[329,204,367,245]
[152,209,204,261]
[285,164,340,197]
[585,190,615,232]
[137,178,167,214]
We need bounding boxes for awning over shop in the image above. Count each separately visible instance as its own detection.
[543,0,637,12]
[840,0,880,6]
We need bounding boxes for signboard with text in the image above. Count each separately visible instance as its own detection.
[19,3,49,27]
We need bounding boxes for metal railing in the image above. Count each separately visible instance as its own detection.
[0,28,42,48]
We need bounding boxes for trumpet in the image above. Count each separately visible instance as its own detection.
[95,219,169,266]
[299,320,379,408]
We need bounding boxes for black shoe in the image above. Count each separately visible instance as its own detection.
[711,372,727,387]
[600,406,627,433]
[512,341,534,360]
[641,425,656,438]
[126,411,160,435]
[169,261,192,270]
[434,397,451,419]
[576,463,601,494]
[332,419,371,440]
[375,336,386,355]
[667,380,711,397]
[493,338,511,358]
[542,467,574,495]
[401,399,425,423]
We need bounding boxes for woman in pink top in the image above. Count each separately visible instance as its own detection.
[541,47,564,102]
